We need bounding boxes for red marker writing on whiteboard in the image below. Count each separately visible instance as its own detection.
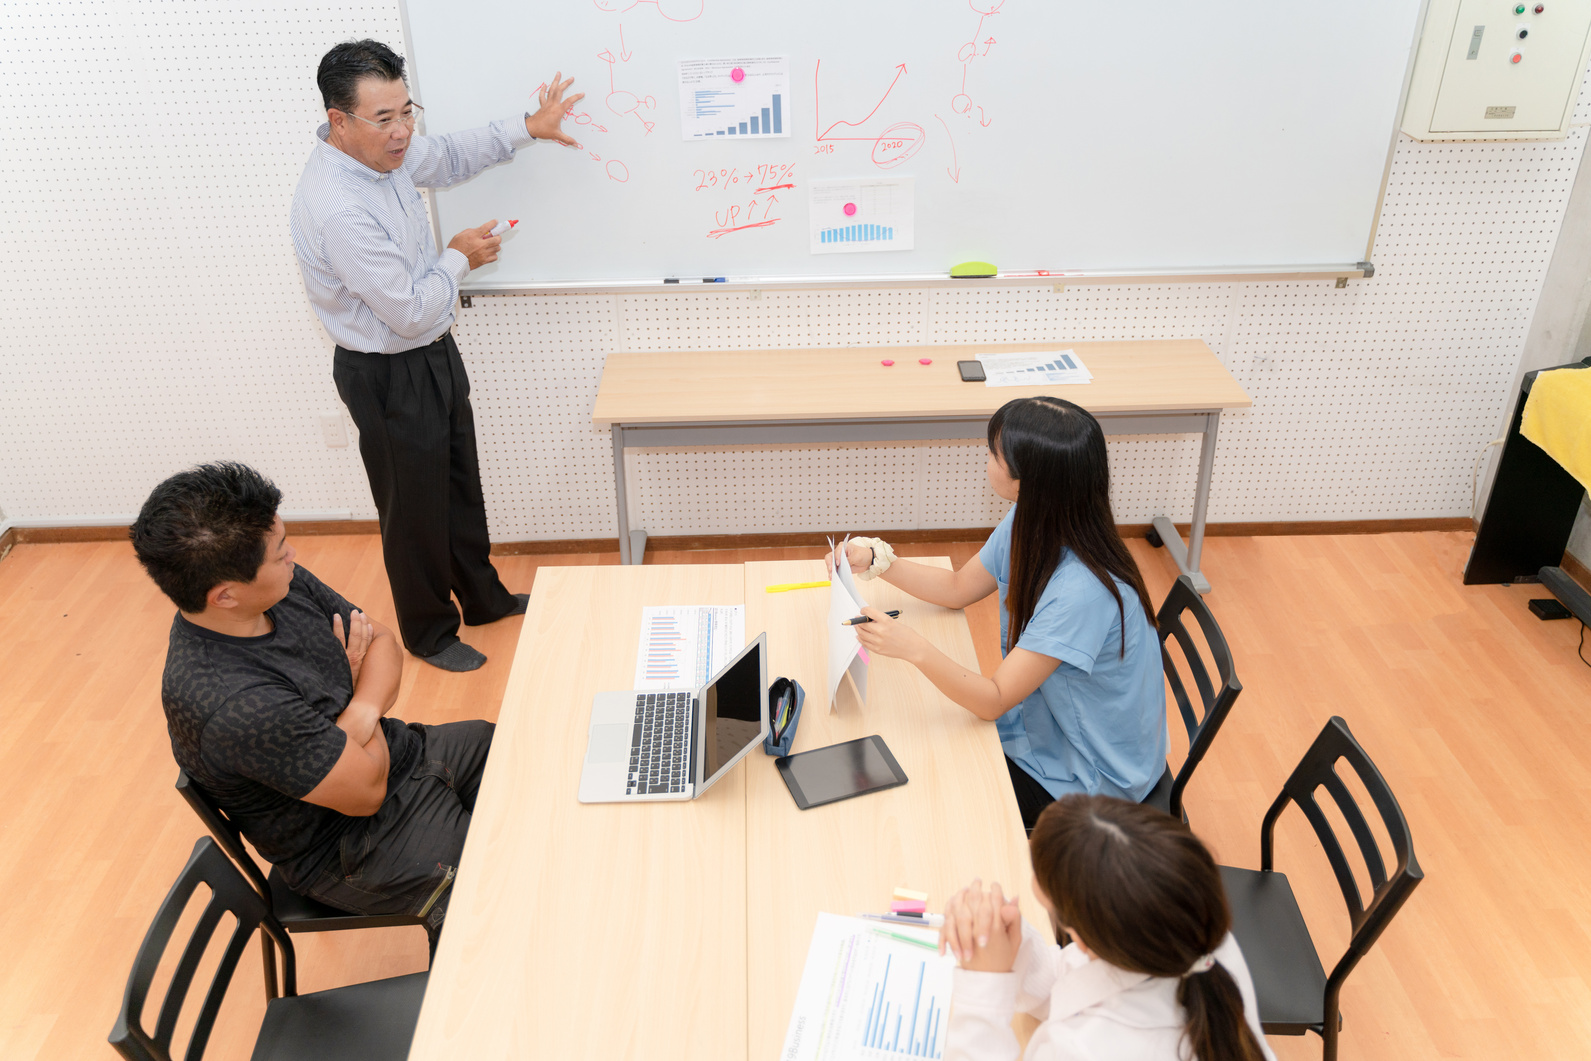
[489,219,519,237]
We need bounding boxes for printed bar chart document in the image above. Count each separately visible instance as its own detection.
[679,56,791,140]
[810,178,915,254]
[633,605,745,689]
[977,348,1092,387]
[782,913,954,1061]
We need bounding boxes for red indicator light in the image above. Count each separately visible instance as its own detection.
[1511,52,1523,63]
[1535,4,1545,12]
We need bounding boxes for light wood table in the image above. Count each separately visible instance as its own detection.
[407,564,749,1060]
[743,558,1034,1058]
[408,560,1033,1060]
[591,340,1252,592]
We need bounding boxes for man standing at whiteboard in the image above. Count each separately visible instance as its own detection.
[292,39,583,672]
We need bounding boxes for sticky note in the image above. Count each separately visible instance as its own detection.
[891,899,928,914]
[893,887,929,902]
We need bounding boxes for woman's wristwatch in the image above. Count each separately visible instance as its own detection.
[849,536,897,580]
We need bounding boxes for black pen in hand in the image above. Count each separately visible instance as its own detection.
[840,610,900,626]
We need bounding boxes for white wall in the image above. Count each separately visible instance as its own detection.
[3,2,1590,541]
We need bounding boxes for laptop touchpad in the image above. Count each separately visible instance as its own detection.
[588,724,631,764]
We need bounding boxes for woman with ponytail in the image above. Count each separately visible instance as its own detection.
[833,397,1166,828]
[940,795,1274,1061]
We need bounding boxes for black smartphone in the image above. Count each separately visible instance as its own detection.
[957,360,987,382]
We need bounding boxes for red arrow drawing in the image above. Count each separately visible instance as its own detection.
[815,61,909,142]
[982,37,996,56]
[618,25,633,61]
[935,113,960,183]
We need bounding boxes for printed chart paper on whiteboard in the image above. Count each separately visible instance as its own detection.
[781,912,953,1061]
[633,605,745,690]
[826,537,869,712]
[679,56,790,140]
[978,348,1093,387]
[810,178,915,254]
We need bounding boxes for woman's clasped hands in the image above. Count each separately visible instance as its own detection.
[939,877,1023,973]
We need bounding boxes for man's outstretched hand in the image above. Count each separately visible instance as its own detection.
[525,71,585,146]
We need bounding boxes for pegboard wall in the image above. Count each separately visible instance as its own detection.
[2,1,1589,543]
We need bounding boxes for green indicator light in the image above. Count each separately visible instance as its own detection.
[1515,3,1526,11]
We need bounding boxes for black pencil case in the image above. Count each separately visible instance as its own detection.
[764,677,805,756]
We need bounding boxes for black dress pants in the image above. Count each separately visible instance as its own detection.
[333,332,516,657]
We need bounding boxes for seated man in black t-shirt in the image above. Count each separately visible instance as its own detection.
[131,461,494,945]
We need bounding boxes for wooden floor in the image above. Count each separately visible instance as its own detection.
[2,530,1589,1060]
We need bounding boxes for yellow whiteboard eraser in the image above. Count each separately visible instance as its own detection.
[950,261,997,278]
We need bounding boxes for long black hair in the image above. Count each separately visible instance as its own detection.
[1031,796,1268,1061]
[988,396,1154,656]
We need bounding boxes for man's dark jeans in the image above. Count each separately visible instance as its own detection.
[304,720,494,946]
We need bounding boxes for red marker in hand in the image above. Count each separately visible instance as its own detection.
[489,219,519,237]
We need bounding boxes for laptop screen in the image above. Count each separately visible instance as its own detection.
[698,634,767,791]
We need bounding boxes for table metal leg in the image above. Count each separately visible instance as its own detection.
[1150,411,1218,595]
[611,425,647,565]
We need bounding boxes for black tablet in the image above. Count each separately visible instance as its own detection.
[775,735,908,810]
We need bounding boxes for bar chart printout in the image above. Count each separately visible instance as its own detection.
[782,913,954,1061]
[633,605,746,689]
[679,56,790,139]
[977,349,1094,387]
[810,178,915,254]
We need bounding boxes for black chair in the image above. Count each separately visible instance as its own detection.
[175,771,427,997]
[1220,716,1423,1061]
[1141,575,1242,821]
[109,837,428,1061]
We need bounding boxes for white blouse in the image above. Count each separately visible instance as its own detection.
[945,923,1278,1061]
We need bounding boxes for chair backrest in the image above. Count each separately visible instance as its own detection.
[109,837,297,1061]
[1156,575,1243,818]
[1260,715,1424,999]
[175,771,271,901]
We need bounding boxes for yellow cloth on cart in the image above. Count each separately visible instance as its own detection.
[1520,367,1591,492]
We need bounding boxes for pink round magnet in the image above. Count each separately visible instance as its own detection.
[919,358,933,365]
[843,202,858,216]
[881,359,895,366]
[730,67,745,82]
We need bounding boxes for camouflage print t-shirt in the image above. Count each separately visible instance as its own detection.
[161,566,420,885]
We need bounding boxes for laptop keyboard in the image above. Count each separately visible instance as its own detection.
[627,691,693,795]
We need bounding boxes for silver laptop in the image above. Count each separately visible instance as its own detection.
[578,632,768,803]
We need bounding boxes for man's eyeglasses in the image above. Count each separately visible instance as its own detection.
[345,104,424,133]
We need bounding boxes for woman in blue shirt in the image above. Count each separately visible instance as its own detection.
[837,397,1167,829]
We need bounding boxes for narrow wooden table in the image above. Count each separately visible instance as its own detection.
[591,340,1252,592]
[406,564,749,1060]
[407,561,1033,1059]
[743,558,1034,1058]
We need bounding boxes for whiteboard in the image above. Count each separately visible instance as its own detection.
[402,0,1424,290]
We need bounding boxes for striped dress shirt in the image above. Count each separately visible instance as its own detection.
[291,117,534,354]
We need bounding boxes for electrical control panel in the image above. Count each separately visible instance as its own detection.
[1402,0,1591,139]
